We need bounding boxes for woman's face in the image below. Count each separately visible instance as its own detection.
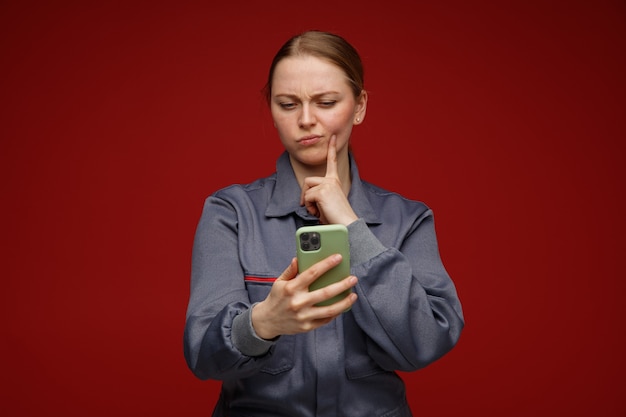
[270,55,366,169]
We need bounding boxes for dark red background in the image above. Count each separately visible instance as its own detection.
[2,1,624,415]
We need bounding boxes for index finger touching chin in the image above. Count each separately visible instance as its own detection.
[325,135,338,178]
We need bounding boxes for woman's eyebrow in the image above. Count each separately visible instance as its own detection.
[273,91,341,100]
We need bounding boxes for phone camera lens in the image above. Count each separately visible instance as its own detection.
[299,231,320,251]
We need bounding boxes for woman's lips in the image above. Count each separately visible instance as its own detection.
[298,135,322,146]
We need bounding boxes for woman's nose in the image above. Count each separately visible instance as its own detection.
[298,104,316,128]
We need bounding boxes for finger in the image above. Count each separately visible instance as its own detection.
[277,258,298,281]
[299,176,320,206]
[314,291,358,318]
[305,201,320,218]
[309,275,358,307]
[325,135,338,179]
[300,177,324,217]
[296,253,343,287]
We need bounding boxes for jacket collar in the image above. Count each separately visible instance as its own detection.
[265,151,381,225]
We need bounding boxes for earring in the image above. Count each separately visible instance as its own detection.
[355,118,361,123]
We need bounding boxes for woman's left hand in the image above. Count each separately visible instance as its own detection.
[300,135,358,226]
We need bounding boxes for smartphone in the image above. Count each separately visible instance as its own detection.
[296,224,351,307]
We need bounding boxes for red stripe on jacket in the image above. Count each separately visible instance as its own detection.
[244,276,277,283]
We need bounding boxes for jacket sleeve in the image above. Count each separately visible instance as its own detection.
[183,194,277,380]
[347,210,464,372]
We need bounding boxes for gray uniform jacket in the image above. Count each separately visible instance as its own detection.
[184,152,464,417]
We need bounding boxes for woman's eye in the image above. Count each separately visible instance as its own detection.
[319,101,336,107]
[279,102,296,110]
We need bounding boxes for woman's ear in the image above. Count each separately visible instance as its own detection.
[354,90,368,125]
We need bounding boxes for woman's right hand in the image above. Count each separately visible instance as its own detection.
[251,256,358,340]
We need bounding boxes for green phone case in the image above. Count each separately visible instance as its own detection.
[296,224,351,307]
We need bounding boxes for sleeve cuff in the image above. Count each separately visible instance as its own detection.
[231,303,276,357]
[347,218,387,266]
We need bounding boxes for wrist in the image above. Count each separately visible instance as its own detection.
[339,212,358,226]
[251,302,279,340]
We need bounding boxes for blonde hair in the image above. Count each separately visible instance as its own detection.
[263,31,365,103]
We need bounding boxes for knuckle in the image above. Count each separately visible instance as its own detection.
[308,265,323,279]
[320,286,334,299]
[299,321,314,332]
[288,298,303,313]
[283,282,298,296]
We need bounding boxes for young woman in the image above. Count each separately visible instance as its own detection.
[184,30,464,417]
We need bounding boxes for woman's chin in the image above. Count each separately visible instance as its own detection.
[289,149,327,169]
